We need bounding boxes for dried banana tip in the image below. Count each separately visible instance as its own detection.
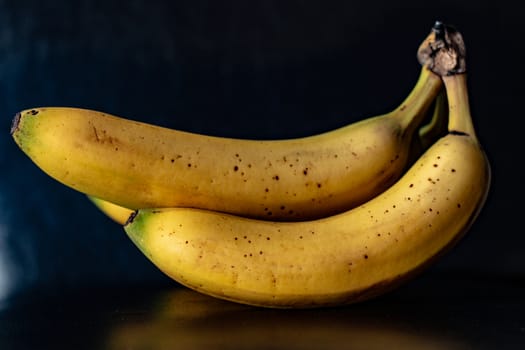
[417,21,467,76]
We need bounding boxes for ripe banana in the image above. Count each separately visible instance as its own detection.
[123,24,491,308]
[87,95,448,225]
[88,196,134,225]
[11,63,442,221]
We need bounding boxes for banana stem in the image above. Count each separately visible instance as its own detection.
[443,74,477,140]
[417,21,477,141]
[418,90,448,150]
[396,66,443,133]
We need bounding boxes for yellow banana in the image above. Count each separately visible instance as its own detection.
[419,91,448,150]
[123,24,491,308]
[87,196,134,225]
[87,94,448,226]
[11,63,441,221]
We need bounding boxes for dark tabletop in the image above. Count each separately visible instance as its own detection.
[1,272,524,350]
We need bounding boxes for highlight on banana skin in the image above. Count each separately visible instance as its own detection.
[10,21,490,308]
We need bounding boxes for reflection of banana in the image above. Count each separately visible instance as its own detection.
[11,64,441,221]
[105,287,469,350]
[123,25,490,308]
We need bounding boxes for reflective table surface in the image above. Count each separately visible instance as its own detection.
[1,271,523,350]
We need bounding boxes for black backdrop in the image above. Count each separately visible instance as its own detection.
[0,0,519,300]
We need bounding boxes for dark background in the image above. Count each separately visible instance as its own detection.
[0,1,523,347]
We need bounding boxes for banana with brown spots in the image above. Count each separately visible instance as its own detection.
[11,36,442,221]
[123,25,490,308]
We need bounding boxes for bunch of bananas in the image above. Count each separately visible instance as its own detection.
[10,22,490,308]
